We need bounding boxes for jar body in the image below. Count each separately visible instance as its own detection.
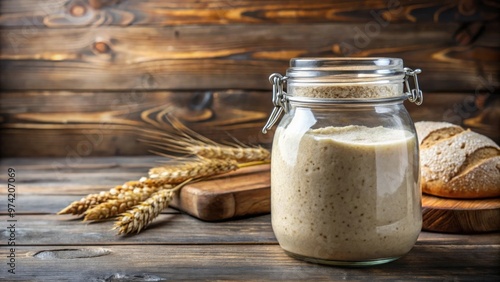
[271,101,422,266]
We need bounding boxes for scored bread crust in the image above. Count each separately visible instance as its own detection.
[415,121,464,147]
[423,156,500,199]
[416,121,500,199]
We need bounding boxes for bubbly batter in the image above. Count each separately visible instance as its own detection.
[271,125,422,262]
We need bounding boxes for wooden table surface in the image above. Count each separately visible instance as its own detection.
[1,156,499,281]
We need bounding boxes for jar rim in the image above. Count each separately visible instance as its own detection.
[287,94,407,105]
[286,57,405,81]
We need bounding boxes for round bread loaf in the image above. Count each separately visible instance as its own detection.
[415,121,500,199]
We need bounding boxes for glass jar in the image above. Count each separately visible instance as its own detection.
[262,58,423,266]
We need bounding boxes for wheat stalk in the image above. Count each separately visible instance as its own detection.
[113,159,267,234]
[138,110,271,163]
[57,177,174,216]
[59,108,271,235]
[84,191,144,221]
[57,192,116,215]
[113,179,190,235]
[83,158,244,221]
[113,158,268,235]
[142,136,270,163]
[57,184,137,215]
[148,158,239,181]
[190,145,270,162]
[84,180,173,221]
[113,190,174,235]
[60,158,242,219]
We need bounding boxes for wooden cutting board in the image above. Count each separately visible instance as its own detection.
[422,194,500,233]
[169,164,271,221]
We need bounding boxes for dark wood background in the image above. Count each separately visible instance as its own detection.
[1,0,499,157]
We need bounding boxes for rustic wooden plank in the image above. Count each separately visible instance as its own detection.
[405,93,476,123]
[0,163,172,195]
[1,192,499,245]
[1,153,499,279]
[406,93,500,143]
[1,23,498,91]
[0,163,271,221]
[0,214,277,245]
[0,195,83,214]
[0,128,153,158]
[415,231,500,246]
[0,165,272,220]
[0,90,270,157]
[1,244,498,281]
[3,200,499,250]
[2,91,496,157]
[0,156,162,169]
[169,164,270,221]
[0,194,178,215]
[1,211,499,250]
[14,191,500,244]
[0,156,161,194]
[0,91,268,127]
[0,210,498,246]
[1,0,497,27]
[422,194,500,233]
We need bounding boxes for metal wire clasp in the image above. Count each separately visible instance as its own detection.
[404,67,423,105]
[262,73,289,134]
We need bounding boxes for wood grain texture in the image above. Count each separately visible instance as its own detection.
[1,212,497,246]
[0,214,277,245]
[1,244,499,281]
[1,23,498,91]
[422,194,500,233]
[0,156,163,195]
[2,91,496,157]
[1,0,497,27]
[0,156,499,280]
[0,156,181,195]
[1,0,499,162]
[171,164,270,221]
[0,90,271,157]
[1,0,499,277]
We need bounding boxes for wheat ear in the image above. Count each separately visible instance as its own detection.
[57,176,177,216]
[83,178,174,221]
[83,191,143,221]
[138,111,271,162]
[113,158,267,235]
[57,192,116,215]
[190,145,270,162]
[144,138,270,163]
[113,179,191,235]
[148,158,239,181]
[57,184,137,215]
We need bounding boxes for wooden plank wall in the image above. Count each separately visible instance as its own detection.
[0,0,499,157]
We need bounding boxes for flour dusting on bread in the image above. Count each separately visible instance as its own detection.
[416,121,500,199]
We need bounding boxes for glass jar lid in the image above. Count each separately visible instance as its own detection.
[286,57,405,83]
[262,57,423,134]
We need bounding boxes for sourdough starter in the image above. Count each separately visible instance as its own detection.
[271,125,421,262]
